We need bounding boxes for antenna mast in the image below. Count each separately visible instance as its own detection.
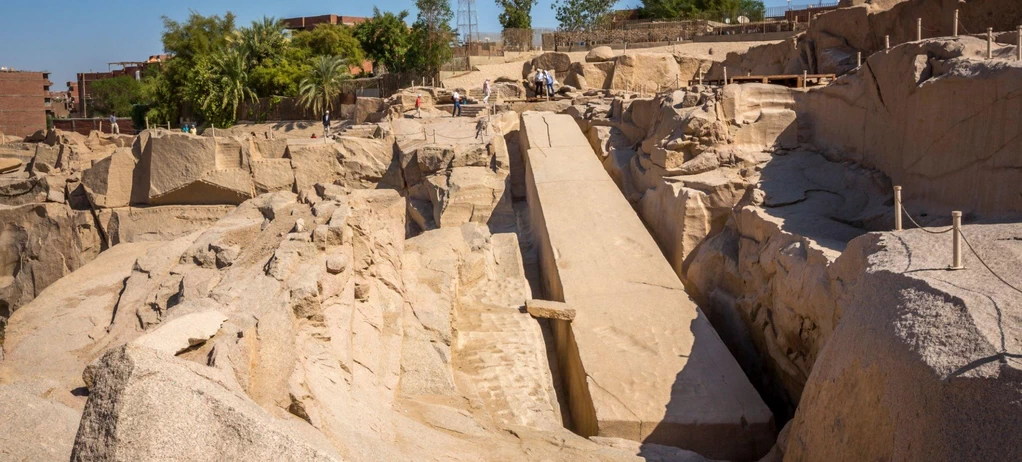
[457,0,479,44]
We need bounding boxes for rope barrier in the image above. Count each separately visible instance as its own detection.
[900,195,1022,296]
[901,206,953,234]
[959,232,1022,297]
[432,131,483,141]
[959,21,971,36]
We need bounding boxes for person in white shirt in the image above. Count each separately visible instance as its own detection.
[451,90,462,117]
[482,79,491,105]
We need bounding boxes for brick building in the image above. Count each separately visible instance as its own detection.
[282,15,367,31]
[75,55,167,117]
[0,69,51,137]
[66,81,79,114]
[46,90,72,119]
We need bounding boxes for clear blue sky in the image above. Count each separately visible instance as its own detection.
[0,0,790,90]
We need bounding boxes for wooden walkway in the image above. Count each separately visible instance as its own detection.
[692,73,837,88]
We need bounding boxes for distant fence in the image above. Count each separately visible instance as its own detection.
[543,20,711,49]
[52,118,137,136]
[236,72,428,122]
[503,28,536,51]
[765,1,840,20]
[700,20,802,37]
[442,57,472,73]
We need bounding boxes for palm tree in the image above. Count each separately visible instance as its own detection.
[235,16,289,66]
[298,55,350,116]
[208,48,257,126]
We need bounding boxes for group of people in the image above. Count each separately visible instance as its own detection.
[448,78,492,118]
[533,70,556,98]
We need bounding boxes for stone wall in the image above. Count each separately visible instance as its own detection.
[797,37,1022,216]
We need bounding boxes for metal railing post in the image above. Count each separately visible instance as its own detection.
[953,10,959,37]
[950,211,965,270]
[894,186,903,231]
[988,28,994,59]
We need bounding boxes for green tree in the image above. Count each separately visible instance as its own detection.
[497,0,538,29]
[187,49,257,127]
[235,16,290,67]
[354,8,411,74]
[406,0,456,76]
[639,0,699,19]
[552,0,616,31]
[298,56,350,116]
[154,11,237,124]
[140,66,177,125]
[88,75,143,117]
[292,24,365,70]
[249,47,311,97]
[161,11,237,62]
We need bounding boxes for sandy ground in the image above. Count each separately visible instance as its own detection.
[443,41,778,89]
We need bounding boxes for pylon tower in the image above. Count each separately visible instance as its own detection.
[457,0,479,44]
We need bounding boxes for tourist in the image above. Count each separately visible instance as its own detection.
[311,133,317,139]
[415,94,423,118]
[534,70,545,98]
[546,72,555,99]
[451,90,462,117]
[181,124,189,133]
[482,79,491,105]
[322,110,331,137]
[474,118,486,140]
[109,113,119,135]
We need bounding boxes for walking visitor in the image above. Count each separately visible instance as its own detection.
[452,90,462,117]
[322,110,331,137]
[482,79,491,105]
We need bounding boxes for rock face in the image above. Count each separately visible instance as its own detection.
[71,344,341,461]
[394,116,513,231]
[524,52,572,78]
[4,179,662,461]
[0,158,21,174]
[565,61,616,90]
[586,46,615,62]
[94,205,234,247]
[797,37,1022,215]
[0,385,81,461]
[684,151,891,415]
[0,203,102,314]
[73,129,407,208]
[786,225,1022,461]
[80,148,140,207]
[608,54,684,92]
[715,0,1022,77]
[287,136,400,191]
